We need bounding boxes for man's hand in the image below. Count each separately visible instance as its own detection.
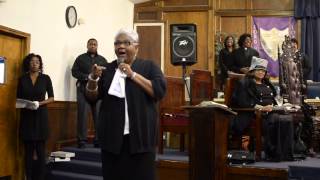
[91,64,106,79]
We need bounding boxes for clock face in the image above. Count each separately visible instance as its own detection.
[66,6,77,28]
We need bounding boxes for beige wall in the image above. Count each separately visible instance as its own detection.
[0,0,134,101]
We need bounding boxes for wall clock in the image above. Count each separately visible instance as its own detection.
[66,6,77,28]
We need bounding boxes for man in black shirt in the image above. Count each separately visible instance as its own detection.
[71,38,107,148]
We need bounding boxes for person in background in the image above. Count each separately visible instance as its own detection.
[71,38,107,148]
[17,53,54,180]
[290,38,311,80]
[232,33,259,74]
[218,35,237,88]
[85,28,166,180]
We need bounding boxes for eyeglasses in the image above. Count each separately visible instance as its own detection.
[114,40,136,47]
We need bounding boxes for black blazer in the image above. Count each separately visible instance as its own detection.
[230,76,276,135]
[97,58,166,154]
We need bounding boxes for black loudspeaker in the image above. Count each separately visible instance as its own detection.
[170,24,197,66]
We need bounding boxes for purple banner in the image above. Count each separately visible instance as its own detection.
[252,17,296,77]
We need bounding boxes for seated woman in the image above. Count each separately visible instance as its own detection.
[231,57,294,161]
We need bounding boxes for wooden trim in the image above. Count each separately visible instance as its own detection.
[0,25,31,60]
[0,25,30,38]
[208,9,214,73]
[47,100,77,109]
[157,159,189,169]
[227,166,287,178]
[136,5,210,12]
[215,10,294,16]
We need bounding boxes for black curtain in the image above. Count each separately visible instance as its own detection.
[295,0,320,81]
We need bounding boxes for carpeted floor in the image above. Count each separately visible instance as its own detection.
[47,144,103,180]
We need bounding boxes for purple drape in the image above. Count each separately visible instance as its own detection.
[252,17,296,77]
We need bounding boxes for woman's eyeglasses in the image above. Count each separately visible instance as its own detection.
[114,40,135,47]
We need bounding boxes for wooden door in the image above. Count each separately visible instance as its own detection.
[134,23,164,71]
[0,25,30,180]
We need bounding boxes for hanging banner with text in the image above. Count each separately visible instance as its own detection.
[252,17,296,77]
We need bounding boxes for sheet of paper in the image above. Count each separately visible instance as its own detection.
[16,98,33,108]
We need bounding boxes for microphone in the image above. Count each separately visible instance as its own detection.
[117,58,125,66]
[117,58,126,72]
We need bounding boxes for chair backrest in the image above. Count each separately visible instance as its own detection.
[279,36,306,105]
[190,69,213,105]
[224,73,245,107]
[159,76,186,113]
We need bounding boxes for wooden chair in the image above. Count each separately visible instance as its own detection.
[158,76,189,154]
[190,69,213,105]
[224,75,263,160]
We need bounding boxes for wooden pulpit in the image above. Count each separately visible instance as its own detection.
[184,105,236,180]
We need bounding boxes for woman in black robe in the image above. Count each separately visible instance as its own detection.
[218,35,236,88]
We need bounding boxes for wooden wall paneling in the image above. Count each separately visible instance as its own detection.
[219,16,247,37]
[137,11,160,21]
[163,11,209,77]
[207,9,214,74]
[218,0,247,10]
[47,101,77,151]
[0,25,30,180]
[157,160,189,180]
[252,0,293,10]
[226,166,287,180]
[134,23,164,70]
[164,0,208,6]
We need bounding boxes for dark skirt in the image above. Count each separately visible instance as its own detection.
[101,135,155,180]
[264,113,294,161]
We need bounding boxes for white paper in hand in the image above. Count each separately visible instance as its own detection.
[16,98,33,109]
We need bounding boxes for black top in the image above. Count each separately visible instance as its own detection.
[218,48,235,83]
[232,47,259,73]
[255,83,275,106]
[230,76,276,135]
[97,59,167,154]
[17,73,54,141]
[71,52,107,84]
[299,53,311,80]
[231,77,276,108]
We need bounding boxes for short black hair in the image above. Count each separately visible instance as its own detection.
[87,38,97,44]
[22,53,43,73]
[238,33,252,47]
[224,35,236,49]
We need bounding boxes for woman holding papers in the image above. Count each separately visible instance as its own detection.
[85,28,166,180]
[17,53,54,180]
